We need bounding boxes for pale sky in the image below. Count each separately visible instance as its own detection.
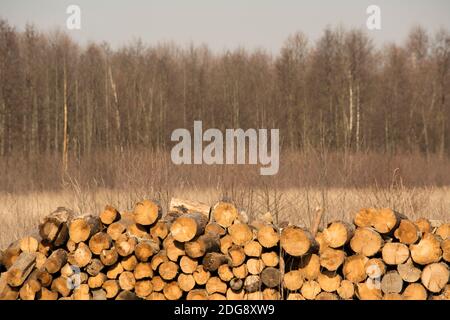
[1,0,450,52]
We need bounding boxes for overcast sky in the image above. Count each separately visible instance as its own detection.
[1,0,450,52]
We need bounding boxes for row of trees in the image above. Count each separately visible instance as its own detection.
[0,19,449,161]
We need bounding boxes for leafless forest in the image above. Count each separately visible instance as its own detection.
[0,19,450,246]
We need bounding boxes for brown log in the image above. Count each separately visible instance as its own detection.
[159,261,179,280]
[19,236,39,253]
[169,198,211,217]
[261,267,281,288]
[209,293,227,300]
[107,221,127,241]
[202,252,229,272]
[397,258,421,283]
[88,272,107,289]
[68,242,92,267]
[436,223,449,240]
[257,225,279,248]
[212,202,238,227]
[163,281,183,300]
[106,262,123,280]
[127,223,151,240]
[92,289,107,300]
[421,262,449,293]
[89,232,112,255]
[323,221,354,248]
[116,290,139,300]
[261,252,279,267]
[37,287,58,300]
[69,214,102,243]
[350,227,383,257]
[365,258,386,280]
[316,292,338,300]
[354,208,376,228]
[286,293,305,300]
[402,283,427,300]
[150,221,171,240]
[228,245,246,267]
[2,241,21,269]
[118,271,136,291]
[100,247,118,266]
[135,280,153,298]
[356,281,382,300]
[343,255,368,283]
[220,235,233,255]
[73,284,90,300]
[121,255,138,271]
[281,226,318,256]
[229,278,243,291]
[134,262,153,280]
[410,233,442,265]
[133,199,161,226]
[380,270,403,294]
[102,280,120,298]
[318,271,341,293]
[298,254,320,280]
[135,239,160,262]
[166,242,185,262]
[218,264,234,282]
[442,239,450,262]
[185,232,220,258]
[383,293,403,300]
[186,289,208,300]
[283,270,303,291]
[247,258,265,275]
[414,218,431,235]
[147,291,167,300]
[382,242,410,265]
[263,288,280,300]
[228,222,253,246]
[226,288,245,300]
[315,231,328,253]
[39,207,73,246]
[179,256,198,274]
[51,276,72,297]
[19,275,41,300]
[244,240,263,257]
[170,212,209,242]
[206,276,227,295]
[204,223,226,237]
[151,276,166,292]
[394,220,420,244]
[44,249,68,274]
[301,280,321,300]
[320,247,345,271]
[7,252,36,287]
[177,273,195,292]
[100,205,119,225]
[151,250,169,271]
[232,264,248,279]
[35,269,53,287]
[244,274,261,292]
[115,235,137,257]
[337,279,355,299]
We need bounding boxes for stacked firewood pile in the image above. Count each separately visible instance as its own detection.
[0,198,449,300]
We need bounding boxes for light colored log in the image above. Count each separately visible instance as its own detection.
[382,242,410,265]
[257,225,279,248]
[402,283,427,300]
[394,220,420,244]
[69,214,102,243]
[323,221,354,248]
[410,233,442,265]
[421,262,449,293]
[283,270,303,291]
[163,281,183,300]
[318,271,341,292]
[99,205,119,225]
[170,212,209,242]
[380,270,403,294]
[350,227,383,257]
[397,258,421,283]
[169,198,210,217]
[281,226,318,256]
[343,255,368,283]
[212,202,238,227]
[337,279,354,299]
[301,280,321,300]
[133,199,161,226]
[320,247,345,271]
[7,252,36,287]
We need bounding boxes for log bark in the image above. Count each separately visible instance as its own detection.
[185,232,220,258]
[202,252,229,272]
[169,198,210,218]
[7,252,36,287]
[38,207,73,246]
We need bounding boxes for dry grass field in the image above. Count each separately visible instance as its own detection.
[1,186,449,249]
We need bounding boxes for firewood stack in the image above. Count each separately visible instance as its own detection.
[0,199,448,300]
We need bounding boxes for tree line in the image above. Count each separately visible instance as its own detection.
[0,19,449,163]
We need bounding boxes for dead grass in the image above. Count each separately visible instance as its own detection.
[1,186,449,249]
